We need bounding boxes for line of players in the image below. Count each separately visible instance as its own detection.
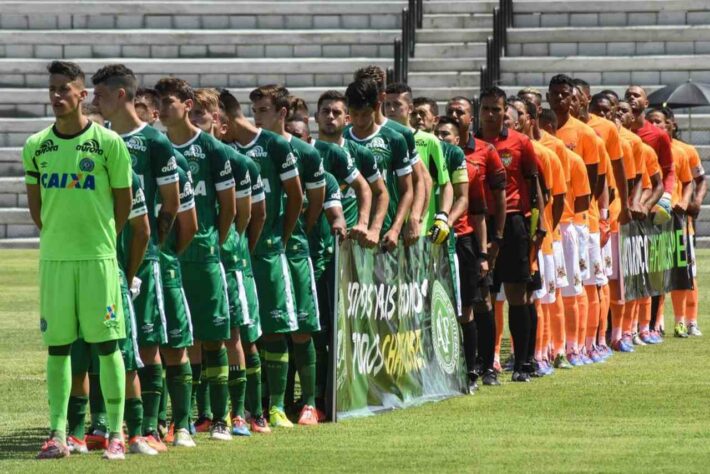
[30,61,706,460]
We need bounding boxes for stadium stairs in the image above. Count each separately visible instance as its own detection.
[0,0,494,248]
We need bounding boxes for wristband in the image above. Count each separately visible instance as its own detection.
[480,252,489,258]
[600,209,609,219]
[492,235,504,244]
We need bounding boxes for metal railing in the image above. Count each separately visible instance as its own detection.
[393,0,422,84]
[480,0,513,89]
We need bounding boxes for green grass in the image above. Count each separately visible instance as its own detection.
[1,249,710,473]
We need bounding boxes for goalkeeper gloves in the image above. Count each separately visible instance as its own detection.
[653,192,672,225]
[427,212,450,245]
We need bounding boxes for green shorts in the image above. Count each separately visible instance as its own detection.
[287,256,321,334]
[239,271,262,344]
[118,271,143,372]
[133,260,167,347]
[224,267,250,329]
[39,258,124,346]
[181,261,230,342]
[251,253,298,335]
[160,260,194,349]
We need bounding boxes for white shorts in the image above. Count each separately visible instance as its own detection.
[609,232,621,281]
[553,240,568,288]
[583,232,607,286]
[541,253,557,304]
[688,232,697,279]
[496,288,506,302]
[575,223,591,282]
[560,223,583,297]
[602,238,613,277]
[534,250,548,301]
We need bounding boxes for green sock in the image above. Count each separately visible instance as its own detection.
[245,353,262,417]
[98,350,126,438]
[294,339,317,407]
[190,363,201,421]
[313,331,328,403]
[285,345,296,411]
[158,375,168,426]
[228,365,247,419]
[88,371,107,432]
[138,364,163,434]
[67,396,88,439]
[204,348,229,423]
[166,363,192,430]
[195,363,212,419]
[47,355,71,442]
[124,398,143,439]
[263,339,289,410]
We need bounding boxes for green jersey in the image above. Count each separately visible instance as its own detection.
[120,123,179,260]
[339,138,381,229]
[381,118,419,165]
[22,122,132,260]
[345,125,412,233]
[309,172,342,279]
[232,157,265,275]
[233,128,298,256]
[442,141,468,185]
[117,172,149,273]
[160,152,195,277]
[220,145,253,272]
[414,129,450,233]
[171,130,235,263]
[285,135,325,258]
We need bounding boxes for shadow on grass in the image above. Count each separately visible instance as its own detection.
[0,427,46,460]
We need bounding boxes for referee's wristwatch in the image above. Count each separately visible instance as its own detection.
[491,235,504,245]
[535,228,547,238]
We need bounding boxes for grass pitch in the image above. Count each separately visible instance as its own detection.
[1,249,709,473]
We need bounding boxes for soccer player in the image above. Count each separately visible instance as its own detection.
[154,77,237,440]
[477,86,545,382]
[384,83,453,243]
[218,89,272,433]
[344,79,414,250]
[250,85,324,426]
[91,64,181,451]
[353,66,427,246]
[134,87,160,125]
[189,88,253,434]
[285,115,313,145]
[25,60,132,459]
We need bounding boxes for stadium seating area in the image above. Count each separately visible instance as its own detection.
[1,0,709,245]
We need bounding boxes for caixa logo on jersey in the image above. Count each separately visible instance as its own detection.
[75,139,104,155]
[125,136,147,152]
[34,139,58,157]
[246,145,267,159]
[41,172,95,190]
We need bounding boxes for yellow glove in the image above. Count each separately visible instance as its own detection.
[427,212,450,245]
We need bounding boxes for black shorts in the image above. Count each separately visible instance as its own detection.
[491,213,532,292]
[455,233,490,306]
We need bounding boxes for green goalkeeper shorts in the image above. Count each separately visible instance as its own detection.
[181,261,230,342]
[251,252,298,335]
[287,256,321,334]
[39,258,124,346]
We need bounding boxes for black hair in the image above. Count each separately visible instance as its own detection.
[47,60,85,83]
[135,87,160,110]
[91,63,137,99]
[539,108,558,127]
[479,86,506,103]
[413,96,439,116]
[345,79,379,110]
[548,74,575,90]
[218,89,242,117]
[436,115,460,133]
[317,90,347,112]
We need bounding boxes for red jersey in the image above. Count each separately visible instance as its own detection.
[476,127,538,214]
[454,138,490,236]
[462,132,506,216]
[635,120,675,194]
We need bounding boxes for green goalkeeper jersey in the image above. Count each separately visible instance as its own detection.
[171,130,235,263]
[414,129,450,233]
[233,128,298,257]
[22,121,132,260]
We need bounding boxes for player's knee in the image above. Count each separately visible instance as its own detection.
[291,333,311,344]
[48,344,71,356]
[96,340,119,356]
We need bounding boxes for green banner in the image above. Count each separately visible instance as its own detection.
[335,239,467,419]
[619,212,693,301]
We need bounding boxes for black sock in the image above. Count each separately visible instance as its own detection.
[460,320,478,375]
[527,303,538,367]
[474,310,495,371]
[650,295,660,330]
[508,305,531,372]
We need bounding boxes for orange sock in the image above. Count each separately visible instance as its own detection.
[671,290,687,324]
[655,294,665,328]
[638,296,652,332]
[576,291,588,350]
[585,285,600,349]
[598,284,610,346]
[687,281,698,324]
[610,301,624,342]
[551,290,566,356]
[494,299,505,360]
[563,295,579,353]
[541,303,552,360]
[622,300,637,335]
[535,300,544,360]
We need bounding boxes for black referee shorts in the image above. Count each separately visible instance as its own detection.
[455,233,490,306]
[490,213,532,293]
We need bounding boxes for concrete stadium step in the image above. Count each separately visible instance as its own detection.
[422,13,492,29]
[0,206,36,239]
[0,237,38,249]
[507,25,710,57]
[0,148,21,176]
[416,28,489,43]
[407,71,480,88]
[0,29,400,59]
[415,43,485,58]
[500,55,710,88]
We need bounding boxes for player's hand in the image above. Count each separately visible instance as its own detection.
[404,219,421,247]
[653,192,672,225]
[531,232,544,252]
[427,213,450,245]
[331,219,347,241]
[487,240,501,269]
[673,202,688,215]
[349,222,368,242]
[480,257,490,278]
[599,218,611,246]
[619,206,632,225]
[130,276,142,301]
[361,228,380,248]
[687,202,701,219]
[381,229,399,252]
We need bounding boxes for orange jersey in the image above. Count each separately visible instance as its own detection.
[588,114,623,162]
[585,136,609,231]
[619,127,645,182]
[533,140,566,254]
[641,143,660,190]
[556,116,600,167]
[560,149,590,224]
[540,130,570,183]
[674,139,704,179]
[670,141,693,206]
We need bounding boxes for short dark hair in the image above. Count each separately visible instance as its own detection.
[479,86,507,103]
[316,90,347,112]
[286,113,309,125]
[249,84,290,112]
[135,87,160,110]
[413,96,439,116]
[345,79,379,110]
[600,89,619,100]
[353,65,386,93]
[47,60,85,83]
[447,96,473,112]
[572,78,590,94]
[385,82,412,96]
[437,115,460,133]
[218,89,242,117]
[523,100,537,120]
[288,95,309,116]
[548,74,575,90]
[646,107,673,120]
[590,93,611,110]
[154,77,195,102]
[91,64,137,99]
[539,108,558,127]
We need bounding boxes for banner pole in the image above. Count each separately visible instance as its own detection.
[327,234,340,422]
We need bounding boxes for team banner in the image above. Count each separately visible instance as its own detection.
[334,238,467,420]
[619,212,693,301]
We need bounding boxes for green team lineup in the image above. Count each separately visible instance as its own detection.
[16,53,708,466]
